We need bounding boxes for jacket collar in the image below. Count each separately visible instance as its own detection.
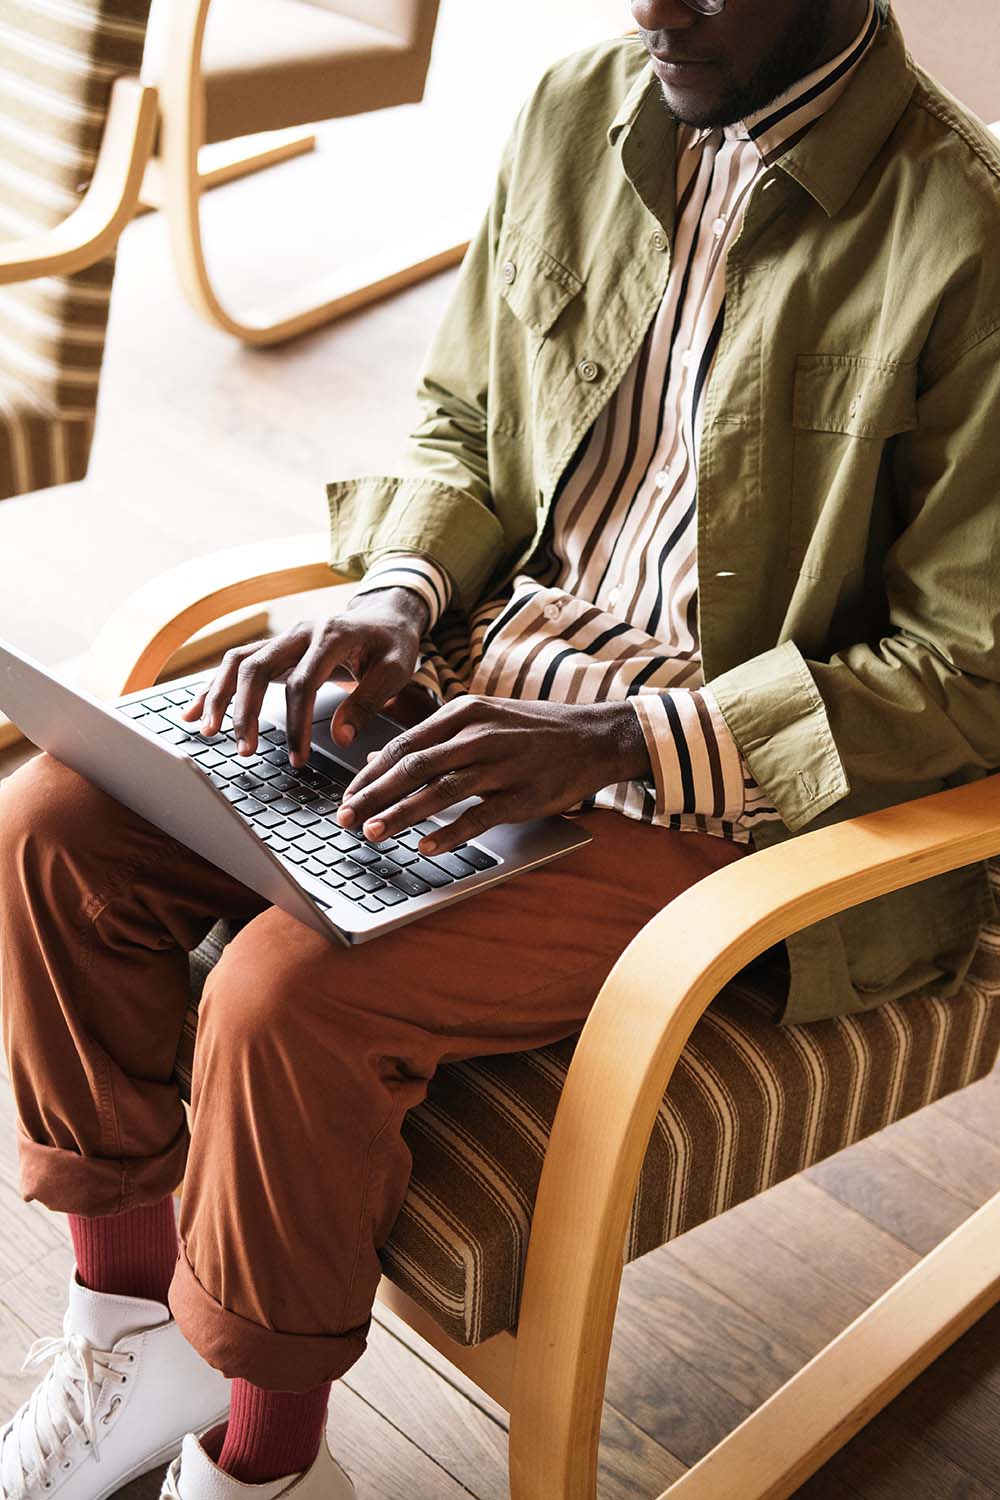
[607,9,915,222]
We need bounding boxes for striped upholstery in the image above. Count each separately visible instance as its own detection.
[0,0,150,500]
[176,863,1000,1346]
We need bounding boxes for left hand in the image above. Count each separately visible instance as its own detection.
[336,695,651,855]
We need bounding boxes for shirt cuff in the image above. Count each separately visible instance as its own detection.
[630,685,746,820]
[351,552,453,632]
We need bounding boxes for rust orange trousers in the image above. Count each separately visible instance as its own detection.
[0,751,747,1391]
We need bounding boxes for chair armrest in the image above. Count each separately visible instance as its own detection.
[76,532,345,698]
[0,78,158,286]
[510,772,1000,1492]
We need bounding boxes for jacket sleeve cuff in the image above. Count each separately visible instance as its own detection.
[630,686,746,820]
[705,640,850,831]
[351,552,453,632]
[326,476,504,614]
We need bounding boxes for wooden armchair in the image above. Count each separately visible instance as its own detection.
[141,0,470,345]
[63,532,1000,1500]
[0,1,158,500]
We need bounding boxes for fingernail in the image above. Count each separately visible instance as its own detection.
[420,837,437,853]
[338,806,355,826]
[238,738,248,754]
[365,819,385,838]
[338,723,355,745]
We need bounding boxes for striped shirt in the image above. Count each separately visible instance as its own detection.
[354,2,880,845]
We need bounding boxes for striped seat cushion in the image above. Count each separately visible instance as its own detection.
[0,0,150,499]
[176,867,1000,1346]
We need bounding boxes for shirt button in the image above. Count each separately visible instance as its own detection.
[680,349,694,368]
[543,602,562,621]
[651,229,668,253]
[653,468,671,488]
[608,586,622,606]
[501,259,516,284]
[577,358,600,382]
[711,216,727,238]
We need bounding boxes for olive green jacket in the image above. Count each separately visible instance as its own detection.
[326,8,1000,1025]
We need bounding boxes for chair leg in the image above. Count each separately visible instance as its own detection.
[157,0,469,347]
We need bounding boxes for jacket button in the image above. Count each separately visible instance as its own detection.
[577,358,600,382]
[849,395,861,417]
[651,229,668,252]
[543,602,562,621]
[501,259,516,284]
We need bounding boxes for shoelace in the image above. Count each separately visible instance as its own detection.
[161,1451,183,1500]
[0,1330,133,1496]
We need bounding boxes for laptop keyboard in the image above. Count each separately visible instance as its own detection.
[116,682,500,916]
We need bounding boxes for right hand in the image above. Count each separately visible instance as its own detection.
[180,587,429,767]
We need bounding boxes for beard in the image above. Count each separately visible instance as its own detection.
[651,2,837,129]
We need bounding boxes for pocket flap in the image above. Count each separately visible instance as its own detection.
[792,354,917,438]
[497,217,584,337]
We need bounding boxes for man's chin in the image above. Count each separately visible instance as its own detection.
[656,83,741,130]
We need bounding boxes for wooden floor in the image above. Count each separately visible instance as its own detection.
[1,2,999,1492]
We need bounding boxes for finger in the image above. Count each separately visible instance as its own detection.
[229,637,303,753]
[344,768,489,842]
[283,626,347,767]
[338,736,490,829]
[329,653,412,749]
[188,644,265,737]
[342,698,485,799]
[419,793,522,856]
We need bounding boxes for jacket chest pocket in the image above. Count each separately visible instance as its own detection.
[494,216,585,413]
[788,354,917,577]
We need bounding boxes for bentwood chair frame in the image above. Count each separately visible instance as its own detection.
[143,0,470,346]
[23,529,995,1500]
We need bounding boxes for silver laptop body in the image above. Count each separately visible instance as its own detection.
[0,638,591,946]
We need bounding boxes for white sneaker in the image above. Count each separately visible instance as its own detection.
[161,1427,355,1500]
[0,1266,231,1500]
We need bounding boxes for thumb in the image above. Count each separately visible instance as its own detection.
[330,658,408,746]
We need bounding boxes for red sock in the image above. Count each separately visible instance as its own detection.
[68,1194,178,1308]
[210,1379,332,1482]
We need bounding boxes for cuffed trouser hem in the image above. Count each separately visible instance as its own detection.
[168,1241,370,1392]
[16,1120,190,1217]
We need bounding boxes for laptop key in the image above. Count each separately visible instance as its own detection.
[339,882,368,902]
[333,859,364,881]
[269,836,289,852]
[371,860,400,880]
[233,796,264,816]
[283,848,308,864]
[252,785,282,804]
[310,820,339,840]
[271,797,300,815]
[354,873,385,893]
[359,895,384,913]
[233,772,263,791]
[254,810,285,828]
[303,858,326,876]
[119,703,149,719]
[271,775,298,793]
[142,695,172,712]
[295,833,324,854]
[222,785,246,802]
[453,843,499,870]
[165,688,195,704]
[377,885,407,907]
[431,851,479,879]
[407,858,453,889]
[310,797,342,816]
[194,748,226,767]
[317,847,343,866]
[349,846,381,867]
[389,870,432,899]
[389,847,419,867]
[289,808,320,826]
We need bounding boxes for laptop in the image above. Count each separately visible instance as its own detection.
[0,638,591,946]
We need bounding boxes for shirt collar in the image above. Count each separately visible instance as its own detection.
[685,0,880,161]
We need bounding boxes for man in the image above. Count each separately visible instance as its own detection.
[1,0,998,1494]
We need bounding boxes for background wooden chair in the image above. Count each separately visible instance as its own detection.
[60,531,997,1500]
[0,0,157,500]
[141,0,470,344]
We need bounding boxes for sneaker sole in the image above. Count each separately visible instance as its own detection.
[86,1408,231,1500]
